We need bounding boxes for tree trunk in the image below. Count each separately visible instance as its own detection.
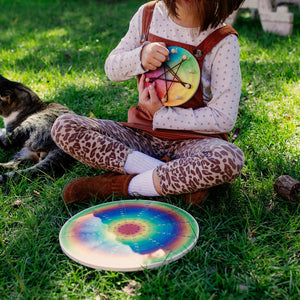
[274,175,300,202]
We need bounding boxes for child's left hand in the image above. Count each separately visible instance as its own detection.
[138,74,163,117]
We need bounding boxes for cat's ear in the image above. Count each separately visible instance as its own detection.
[18,85,40,102]
[0,95,11,104]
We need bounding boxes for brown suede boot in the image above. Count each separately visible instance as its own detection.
[185,189,209,206]
[62,172,136,204]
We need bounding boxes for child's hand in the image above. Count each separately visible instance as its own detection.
[138,74,163,117]
[141,42,169,70]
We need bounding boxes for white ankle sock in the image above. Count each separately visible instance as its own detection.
[128,169,160,197]
[123,151,164,174]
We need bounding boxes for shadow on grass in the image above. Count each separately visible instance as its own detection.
[0,0,144,75]
[44,79,138,121]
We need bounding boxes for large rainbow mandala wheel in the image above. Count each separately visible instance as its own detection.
[59,200,199,272]
[145,46,200,107]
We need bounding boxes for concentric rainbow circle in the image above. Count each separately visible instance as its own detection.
[59,200,199,272]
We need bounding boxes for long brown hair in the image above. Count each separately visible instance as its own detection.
[162,0,245,31]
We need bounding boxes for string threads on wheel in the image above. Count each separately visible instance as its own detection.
[145,46,200,106]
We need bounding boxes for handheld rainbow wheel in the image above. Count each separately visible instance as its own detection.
[145,46,200,106]
[59,200,199,272]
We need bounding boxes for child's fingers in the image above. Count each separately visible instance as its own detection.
[138,74,146,93]
[157,42,169,60]
[141,42,169,70]
[148,82,159,102]
[142,88,150,101]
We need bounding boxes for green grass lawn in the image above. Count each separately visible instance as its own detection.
[0,0,299,299]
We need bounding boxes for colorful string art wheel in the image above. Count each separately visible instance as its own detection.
[145,46,200,106]
[59,200,199,272]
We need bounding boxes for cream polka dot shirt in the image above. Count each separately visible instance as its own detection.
[105,1,242,134]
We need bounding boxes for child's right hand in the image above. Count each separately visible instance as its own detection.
[138,74,163,117]
[141,42,169,70]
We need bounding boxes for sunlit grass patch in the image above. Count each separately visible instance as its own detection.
[0,1,299,299]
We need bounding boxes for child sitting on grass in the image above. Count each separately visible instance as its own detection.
[51,0,245,205]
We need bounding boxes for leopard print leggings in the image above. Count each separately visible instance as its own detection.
[51,113,245,196]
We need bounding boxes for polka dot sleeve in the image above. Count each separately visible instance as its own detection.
[104,5,147,81]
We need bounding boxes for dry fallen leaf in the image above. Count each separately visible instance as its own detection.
[33,190,40,196]
[12,199,25,208]
[95,293,109,300]
[89,110,96,118]
[267,199,275,211]
[123,280,141,296]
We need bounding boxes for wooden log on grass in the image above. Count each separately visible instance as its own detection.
[274,175,300,202]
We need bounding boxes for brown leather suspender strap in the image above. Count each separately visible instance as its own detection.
[140,0,157,43]
[196,26,238,58]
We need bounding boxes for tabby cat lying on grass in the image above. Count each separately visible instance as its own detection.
[0,75,75,183]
